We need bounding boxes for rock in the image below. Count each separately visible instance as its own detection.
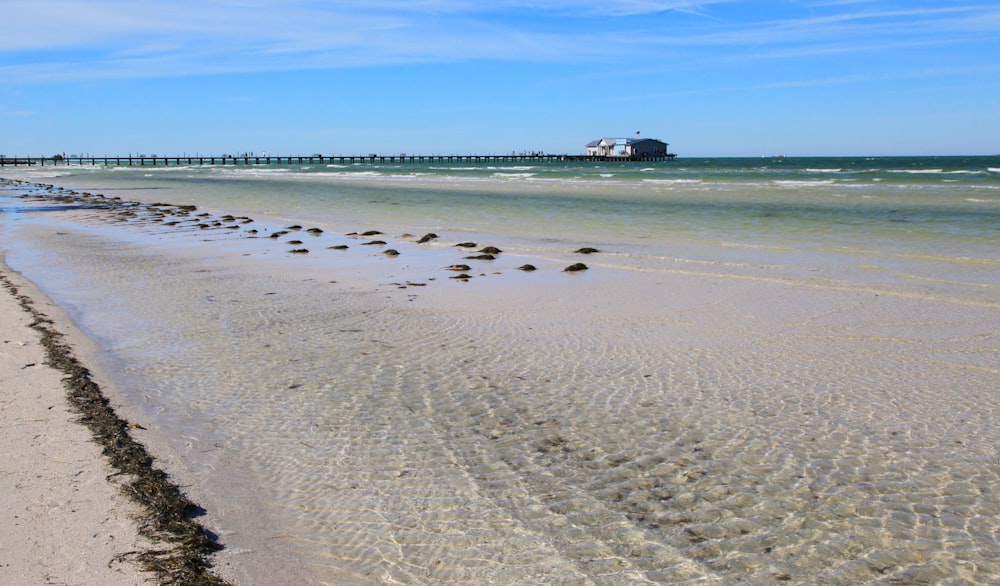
[361,240,387,246]
[516,264,537,271]
[446,264,472,271]
[306,228,323,234]
[361,230,383,236]
[417,233,438,244]
[449,273,472,280]
[563,263,588,272]
[383,249,400,256]
[464,254,495,260]
[328,245,349,250]
[575,247,600,254]
[287,225,303,230]
[454,242,477,248]
[289,248,309,254]
[287,240,303,245]
[479,246,503,254]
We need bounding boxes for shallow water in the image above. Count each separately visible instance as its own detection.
[2,159,999,584]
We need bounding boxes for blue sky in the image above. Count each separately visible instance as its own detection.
[2,0,998,157]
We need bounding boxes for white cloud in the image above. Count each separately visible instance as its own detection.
[497,0,732,16]
[1,0,997,84]
[0,103,35,116]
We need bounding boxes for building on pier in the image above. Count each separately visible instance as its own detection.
[586,137,669,158]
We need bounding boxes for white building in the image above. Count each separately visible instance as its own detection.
[586,137,670,158]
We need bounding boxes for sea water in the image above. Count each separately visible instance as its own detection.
[2,156,999,584]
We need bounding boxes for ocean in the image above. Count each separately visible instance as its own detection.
[2,156,999,584]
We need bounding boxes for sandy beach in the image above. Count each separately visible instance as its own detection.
[0,267,153,584]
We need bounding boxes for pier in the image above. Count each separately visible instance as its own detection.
[1,152,675,167]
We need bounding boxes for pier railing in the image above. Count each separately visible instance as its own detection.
[1,153,676,167]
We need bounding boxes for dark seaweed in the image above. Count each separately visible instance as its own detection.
[0,271,230,586]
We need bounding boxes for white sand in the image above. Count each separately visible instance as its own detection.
[0,268,154,584]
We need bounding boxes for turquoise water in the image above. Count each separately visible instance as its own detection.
[16,155,1000,296]
[19,155,1000,254]
[3,157,1000,584]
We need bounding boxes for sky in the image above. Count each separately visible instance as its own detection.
[2,0,999,157]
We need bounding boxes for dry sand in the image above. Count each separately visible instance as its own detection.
[0,267,154,584]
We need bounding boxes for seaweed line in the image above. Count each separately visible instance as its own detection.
[1,270,231,585]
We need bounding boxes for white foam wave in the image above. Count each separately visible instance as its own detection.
[307,170,385,178]
[491,172,537,179]
[888,169,983,175]
[641,179,704,185]
[772,179,835,187]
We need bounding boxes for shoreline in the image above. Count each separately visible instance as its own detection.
[0,264,232,585]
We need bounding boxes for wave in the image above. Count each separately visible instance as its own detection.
[887,169,984,175]
[309,171,385,178]
[641,179,704,185]
[218,167,289,174]
[772,179,836,187]
[491,172,537,179]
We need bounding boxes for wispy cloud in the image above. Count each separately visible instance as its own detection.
[0,0,725,53]
[498,0,732,16]
[1,1,998,84]
[597,62,1000,103]
[0,101,36,116]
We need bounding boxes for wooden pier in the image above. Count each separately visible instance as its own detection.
[1,152,675,167]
